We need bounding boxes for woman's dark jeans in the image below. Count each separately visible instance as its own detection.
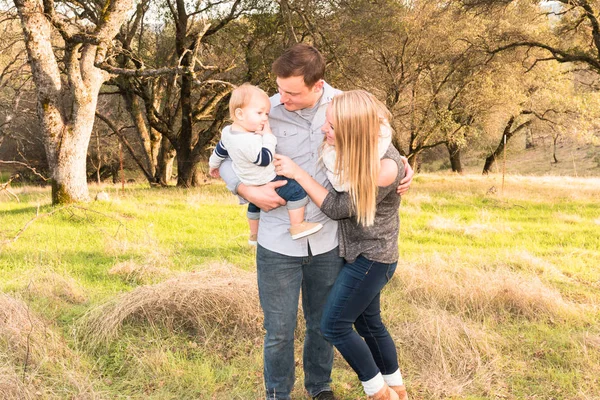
[320,255,399,382]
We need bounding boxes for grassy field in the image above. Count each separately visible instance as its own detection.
[1,174,599,399]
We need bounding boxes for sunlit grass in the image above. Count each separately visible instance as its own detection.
[1,174,599,399]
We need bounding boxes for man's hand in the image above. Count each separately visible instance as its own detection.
[209,167,220,179]
[238,180,287,211]
[397,157,414,195]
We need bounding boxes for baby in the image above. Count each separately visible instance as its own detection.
[209,83,323,245]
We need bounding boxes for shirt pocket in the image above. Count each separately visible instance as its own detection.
[272,126,299,157]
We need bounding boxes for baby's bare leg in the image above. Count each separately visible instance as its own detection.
[248,218,259,235]
[288,207,305,226]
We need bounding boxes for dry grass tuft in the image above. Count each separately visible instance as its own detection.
[0,364,34,400]
[554,212,583,224]
[79,262,262,349]
[108,260,173,284]
[0,293,99,398]
[397,307,499,398]
[23,270,87,304]
[0,292,60,367]
[427,215,512,236]
[104,230,173,266]
[393,256,580,321]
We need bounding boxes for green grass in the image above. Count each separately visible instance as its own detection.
[1,175,599,399]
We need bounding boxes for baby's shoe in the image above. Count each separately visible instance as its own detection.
[289,221,323,240]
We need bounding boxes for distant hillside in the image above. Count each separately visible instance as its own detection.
[421,133,600,177]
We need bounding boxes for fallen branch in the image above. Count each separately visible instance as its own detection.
[1,206,66,247]
[0,204,132,252]
[0,173,20,202]
[0,161,49,181]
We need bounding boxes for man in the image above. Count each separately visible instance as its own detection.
[220,44,414,400]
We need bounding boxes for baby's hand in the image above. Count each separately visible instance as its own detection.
[209,167,220,179]
[256,120,272,136]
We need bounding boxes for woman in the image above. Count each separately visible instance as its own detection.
[274,90,408,400]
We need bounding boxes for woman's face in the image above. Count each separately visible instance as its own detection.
[322,105,336,146]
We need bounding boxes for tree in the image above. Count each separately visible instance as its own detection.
[309,1,499,171]
[462,0,600,75]
[100,0,270,187]
[13,0,135,203]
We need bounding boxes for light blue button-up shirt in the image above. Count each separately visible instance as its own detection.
[220,82,342,257]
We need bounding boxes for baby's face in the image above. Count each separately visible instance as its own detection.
[322,105,335,146]
[236,95,270,133]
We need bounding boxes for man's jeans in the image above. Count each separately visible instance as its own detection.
[321,256,399,382]
[257,245,344,399]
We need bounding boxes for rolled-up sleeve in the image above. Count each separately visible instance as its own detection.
[219,158,242,195]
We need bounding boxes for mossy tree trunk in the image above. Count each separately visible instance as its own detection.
[446,142,463,174]
[14,0,134,204]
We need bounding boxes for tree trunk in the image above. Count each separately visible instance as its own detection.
[552,133,559,163]
[14,0,134,204]
[483,116,532,175]
[407,152,420,173]
[525,127,534,149]
[446,142,463,173]
[176,73,196,187]
[124,92,157,179]
[156,135,176,185]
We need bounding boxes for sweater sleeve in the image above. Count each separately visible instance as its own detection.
[208,141,229,169]
[239,133,277,167]
[320,156,405,220]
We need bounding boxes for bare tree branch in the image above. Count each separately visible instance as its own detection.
[0,161,49,181]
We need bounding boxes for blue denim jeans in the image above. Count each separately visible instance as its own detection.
[257,244,344,399]
[321,255,399,382]
[248,176,309,220]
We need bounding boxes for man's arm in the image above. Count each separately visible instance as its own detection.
[218,158,242,195]
[397,156,414,195]
[219,158,286,211]
[238,181,287,211]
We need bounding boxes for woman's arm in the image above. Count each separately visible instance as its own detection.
[274,154,402,220]
[273,154,329,207]
[274,154,353,219]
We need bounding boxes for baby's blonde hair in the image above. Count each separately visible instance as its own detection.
[229,83,269,120]
[331,90,392,226]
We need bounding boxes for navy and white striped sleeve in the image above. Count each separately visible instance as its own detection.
[208,140,229,169]
[254,148,274,167]
[214,141,229,159]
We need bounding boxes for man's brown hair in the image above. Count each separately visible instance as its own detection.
[272,44,325,88]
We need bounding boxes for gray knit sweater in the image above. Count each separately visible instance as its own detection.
[320,145,404,264]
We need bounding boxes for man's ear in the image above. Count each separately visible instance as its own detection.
[234,108,244,120]
[312,79,324,92]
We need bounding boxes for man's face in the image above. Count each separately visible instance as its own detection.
[276,76,324,112]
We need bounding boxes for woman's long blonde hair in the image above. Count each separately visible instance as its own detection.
[331,90,391,226]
